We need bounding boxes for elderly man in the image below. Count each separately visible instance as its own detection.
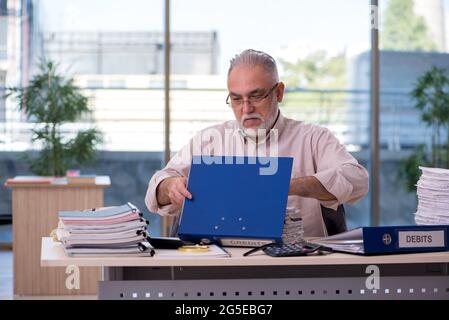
[145,49,368,237]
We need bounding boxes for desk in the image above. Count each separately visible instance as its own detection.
[6,177,110,297]
[41,237,449,300]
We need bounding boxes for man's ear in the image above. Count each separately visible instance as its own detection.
[276,82,285,103]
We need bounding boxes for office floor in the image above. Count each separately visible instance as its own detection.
[0,224,13,300]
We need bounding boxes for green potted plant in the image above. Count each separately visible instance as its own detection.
[398,66,449,191]
[7,60,103,176]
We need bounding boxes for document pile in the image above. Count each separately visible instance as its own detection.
[414,166,449,225]
[56,202,154,256]
[282,207,304,244]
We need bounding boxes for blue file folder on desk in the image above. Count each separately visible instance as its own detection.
[311,225,449,255]
[178,156,293,247]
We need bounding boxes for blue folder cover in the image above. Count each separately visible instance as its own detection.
[177,156,293,246]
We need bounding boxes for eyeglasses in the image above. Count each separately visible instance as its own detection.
[226,83,279,108]
[243,242,322,257]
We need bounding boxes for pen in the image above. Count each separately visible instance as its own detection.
[220,246,232,257]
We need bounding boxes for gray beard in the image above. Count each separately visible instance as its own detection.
[238,108,279,142]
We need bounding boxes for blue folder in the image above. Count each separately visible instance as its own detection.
[311,225,449,255]
[177,156,293,247]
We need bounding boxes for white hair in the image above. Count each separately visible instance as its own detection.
[228,49,279,82]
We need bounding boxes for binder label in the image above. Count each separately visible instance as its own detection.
[220,238,274,247]
[398,230,445,248]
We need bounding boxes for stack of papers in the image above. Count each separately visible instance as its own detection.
[56,202,154,256]
[6,176,54,184]
[310,228,365,254]
[414,166,449,225]
[282,207,304,244]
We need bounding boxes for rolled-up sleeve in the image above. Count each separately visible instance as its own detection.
[145,141,193,217]
[145,168,183,216]
[312,128,369,210]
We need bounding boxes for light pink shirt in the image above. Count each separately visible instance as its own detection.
[145,112,369,237]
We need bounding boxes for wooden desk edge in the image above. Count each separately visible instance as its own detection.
[40,237,449,268]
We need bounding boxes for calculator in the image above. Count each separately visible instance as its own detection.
[262,242,322,257]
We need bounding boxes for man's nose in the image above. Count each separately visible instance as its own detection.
[241,100,255,113]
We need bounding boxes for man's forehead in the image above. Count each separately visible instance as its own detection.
[227,65,274,91]
[228,64,270,78]
[228,86,267,96]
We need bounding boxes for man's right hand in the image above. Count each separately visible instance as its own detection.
[156,177,193,207]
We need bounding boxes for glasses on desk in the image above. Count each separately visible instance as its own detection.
[226,83,279,109]
[243,241,322,257]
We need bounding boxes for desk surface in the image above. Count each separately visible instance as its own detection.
[41,237,449,267]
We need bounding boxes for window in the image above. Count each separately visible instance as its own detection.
[172,0,371,228]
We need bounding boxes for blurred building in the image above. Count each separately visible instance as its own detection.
[0,0,15,124]
[0,0,35,126]
[42,31,219,75]
[347,50,449,150]
[34,30,223,152]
